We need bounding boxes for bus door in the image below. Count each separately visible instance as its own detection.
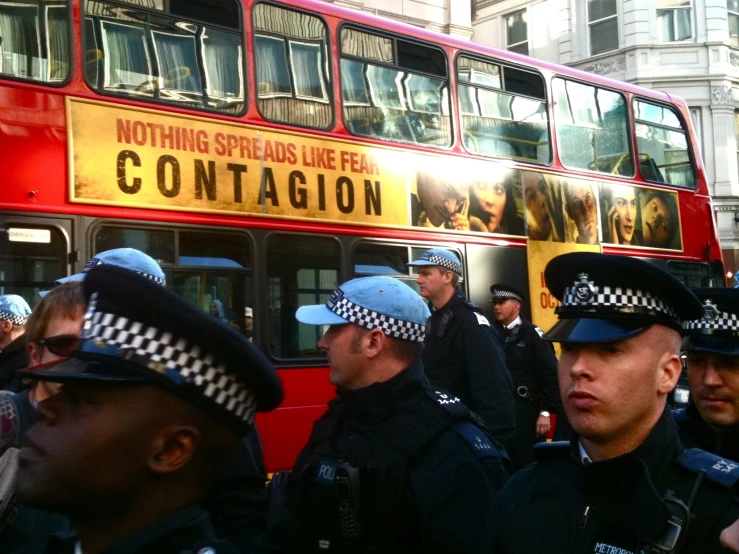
[0,216,73,306]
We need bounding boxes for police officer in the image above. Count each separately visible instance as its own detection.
[489,253,739,553]
[260,276,510,553]
[13,264,283,554]
[490,284,559,469]
[677,288,739,461]
[408,248,515,447]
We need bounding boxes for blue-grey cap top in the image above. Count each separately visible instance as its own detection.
[407,248,462,276]
[0,295,32,325]
[295,276,431,343]
[56,248,166,286]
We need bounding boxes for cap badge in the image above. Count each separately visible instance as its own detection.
[702,299,720,323]
[327,288,343,309]
[573,273,595,303]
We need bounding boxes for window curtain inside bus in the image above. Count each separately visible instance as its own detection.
[152,31,201,93]
[0,5,41,79]
[202,29,241,99]
[47,5,69,80]
[102,22,152,90]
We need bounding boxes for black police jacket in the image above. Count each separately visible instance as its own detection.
[488,408,739,554]
[261,359,510,554]
[0,335,29,392]
[42,505,240,554]
[675,401,739,462]
[421,293,516,446]
[496,317,560,414]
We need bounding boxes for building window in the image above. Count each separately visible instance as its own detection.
[730,0,739,47]
[588,0,618,55]
[505,10,528,55]
[657,0,692,42]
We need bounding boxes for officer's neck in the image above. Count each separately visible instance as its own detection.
[73,489,199,554]
[431,287,456,310]
[579,406,664,462]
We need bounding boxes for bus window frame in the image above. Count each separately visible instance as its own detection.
[251,1,335,131]
[631,95,698,190]
[87,219,255,323]
[0,0,75,88]
[552,74,636,180]
[454,50,552,166]
[263,229,344,365]
[81,0,248,116]
[337,21,454,150]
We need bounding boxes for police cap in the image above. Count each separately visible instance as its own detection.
[543,253,702,343]
[296,276,430,343]
[407,248,462,276]
[682,288,739,356]
[490,284,525,304]
[19,265,282,433]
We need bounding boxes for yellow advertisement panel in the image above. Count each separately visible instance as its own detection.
[527,240,601,334]
[68,99,410,226]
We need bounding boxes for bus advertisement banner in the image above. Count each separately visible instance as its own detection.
[67,98,683,252]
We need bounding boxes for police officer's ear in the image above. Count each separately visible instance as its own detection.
[147,424,201,475]
[656,329,683,396]
[0,320,12,335]
[364,328,388,360]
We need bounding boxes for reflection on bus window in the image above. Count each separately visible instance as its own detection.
[93,226,254,338]
[253,3,332,129]
[341,28,451,148]
[458,56,549,164]
[634,100,695,188]
[0,224,67,304]
[0,0,70,82]
[553,78,632,176]
[353,243,420,295]
[94,227,175,265]
[266,234,340,359]
[85,0,244,113]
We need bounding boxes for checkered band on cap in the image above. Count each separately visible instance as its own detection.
[0,310,27,326]
[559,284,679,322]
[84,258,166,286]
[493,290,522,303]
[419,253,461,275]
[326,290,426,342]
[81,302,257,424]
[683,305,739,335]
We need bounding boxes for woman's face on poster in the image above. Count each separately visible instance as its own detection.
[471,180,506,232]
[612,185,637,243]
[642,195,673,247]
[566,183,598,244]
[524,173,552,240]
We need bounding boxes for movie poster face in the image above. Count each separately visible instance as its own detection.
[411,164,682,251]
[412,162,525,236]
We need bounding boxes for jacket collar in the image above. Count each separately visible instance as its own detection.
[335,359,427,420]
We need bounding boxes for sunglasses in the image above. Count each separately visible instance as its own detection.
[38,335,80,356]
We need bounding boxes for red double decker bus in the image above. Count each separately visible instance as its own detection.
[0,0,723,470]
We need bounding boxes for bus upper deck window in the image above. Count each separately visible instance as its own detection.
[553,78,632,177]
[253,3,332,130]
[84,0,244,113]
[634,99,696,188]
[457,55,550,164]
[0,0,70,83]
[340,27,451,148]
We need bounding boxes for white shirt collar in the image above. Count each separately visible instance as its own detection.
[578,440,593,465]
[505,316,522,330]
[75,543,83,554]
